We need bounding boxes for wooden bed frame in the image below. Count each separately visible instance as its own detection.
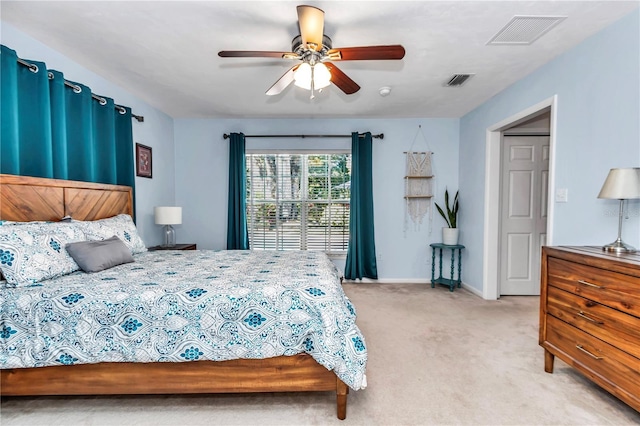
[0,174,349,419]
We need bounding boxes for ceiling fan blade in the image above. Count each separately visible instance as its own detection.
[325,63,360,95]
[266,65,299,96]
[327,45,406,61]
[297,5,324,51]
[218,51,298,59]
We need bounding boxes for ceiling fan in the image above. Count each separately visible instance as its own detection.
[218,5,405,98]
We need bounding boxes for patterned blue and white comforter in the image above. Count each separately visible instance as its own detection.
[0,250,367,390]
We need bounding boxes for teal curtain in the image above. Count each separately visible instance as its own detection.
[227,132,249,250]
[64,80,95,182]
[0,45,135,190]
[345,132,378,280]
[114,106,135,188]
[1,46,53,177]
[48,70,69,179]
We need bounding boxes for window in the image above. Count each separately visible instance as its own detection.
[246,153,351,254]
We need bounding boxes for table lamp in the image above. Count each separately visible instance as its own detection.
[597,168,640,253]
[154,206,182,248]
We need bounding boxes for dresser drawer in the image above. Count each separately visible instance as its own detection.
[547,257,640,317]
[547,286,640,359]
[545,315,640,410]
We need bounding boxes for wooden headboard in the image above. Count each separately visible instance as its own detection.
[0,174,133,222]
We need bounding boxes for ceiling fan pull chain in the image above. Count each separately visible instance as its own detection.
[310,65,316,99]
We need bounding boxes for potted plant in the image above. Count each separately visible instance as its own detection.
[435,189,459,245]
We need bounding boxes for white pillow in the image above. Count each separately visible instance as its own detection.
[75,214,147,255]
[0,222,86,287]
[0,220,53,282]
[0,220,51,227]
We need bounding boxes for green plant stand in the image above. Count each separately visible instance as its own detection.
[430,243,465,292]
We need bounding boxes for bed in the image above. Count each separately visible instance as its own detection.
[0,174,367,420]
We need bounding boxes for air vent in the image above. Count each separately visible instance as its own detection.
[487,16,567,45]
[446,74,474,87]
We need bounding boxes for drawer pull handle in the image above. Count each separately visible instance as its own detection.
[577,311,604,325]
[577,280,604,289]
[576,344,602,360]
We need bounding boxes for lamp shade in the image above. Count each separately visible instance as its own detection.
[294,63,312,89]
[313,63,331,89]
[154,206,182,225]
[294,63,331,90]
[597,168,640,199]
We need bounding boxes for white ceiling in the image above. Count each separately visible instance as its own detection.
[2,1,638,119]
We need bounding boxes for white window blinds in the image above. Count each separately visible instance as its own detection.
[246,153,351,253]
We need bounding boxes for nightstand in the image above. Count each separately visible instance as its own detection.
[148,243,197,251]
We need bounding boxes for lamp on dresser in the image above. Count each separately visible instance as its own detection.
[154,206,182,248]
[597,167,640,253]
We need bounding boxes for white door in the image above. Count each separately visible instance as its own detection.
[499,136,549,295]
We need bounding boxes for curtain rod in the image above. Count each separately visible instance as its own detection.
[16,58,144,123]
[223,133,384,140]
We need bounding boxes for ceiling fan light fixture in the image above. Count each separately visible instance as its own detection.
[313,63,331,89]
[294,62,331,90]
[294,63,312,89]
[219,5,404,97]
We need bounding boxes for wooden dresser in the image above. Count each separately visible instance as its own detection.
[540,246,640,411]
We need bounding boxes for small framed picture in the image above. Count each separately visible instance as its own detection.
[136,143,152,178]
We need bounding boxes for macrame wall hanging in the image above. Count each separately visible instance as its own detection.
[404,125,434,234]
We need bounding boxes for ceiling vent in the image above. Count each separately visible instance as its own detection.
[446,74,474,87]
[487,16,567,45]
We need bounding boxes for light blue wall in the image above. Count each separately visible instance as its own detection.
[459,11,640,293]
[1,22,176,246]
[6,10,637,286]
[174,118,459,279]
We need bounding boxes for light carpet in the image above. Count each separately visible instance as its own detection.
[2,283,639,425]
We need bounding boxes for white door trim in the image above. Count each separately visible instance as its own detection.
[482,95,558,300]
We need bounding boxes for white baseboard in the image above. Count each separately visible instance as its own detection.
[342,278,485,299]
[342,278,429,284]
[461,282,483,298]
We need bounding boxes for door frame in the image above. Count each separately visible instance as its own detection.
[482,95,558,300]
